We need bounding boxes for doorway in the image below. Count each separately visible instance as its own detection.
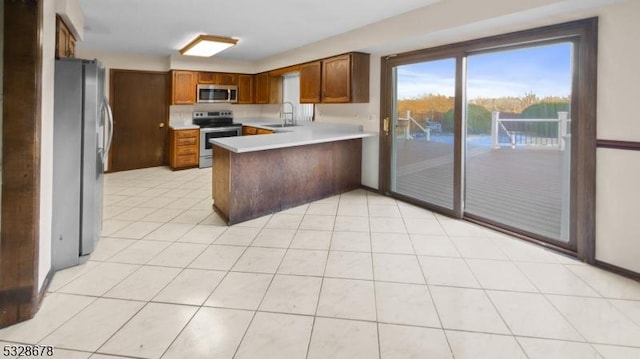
[380,19,597,259]
[109,70,168,172]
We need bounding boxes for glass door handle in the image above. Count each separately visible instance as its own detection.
[383,117,390,135]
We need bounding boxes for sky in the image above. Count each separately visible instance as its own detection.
[396,42,573,100]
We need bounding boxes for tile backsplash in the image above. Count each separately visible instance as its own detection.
[169,104,264,126]
[169,103,380,133]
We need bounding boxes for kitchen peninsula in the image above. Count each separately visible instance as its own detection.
[210,121,375,224]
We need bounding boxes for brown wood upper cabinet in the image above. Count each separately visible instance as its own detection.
[55,16,76,59]
[198,72,238,85]
[255,72,283,104]
[237,74,254,104]
[254,72,270,104]
[300,61,322,103]
[269,73,283,104]
[170,70,197,105]
[321,52,369,103]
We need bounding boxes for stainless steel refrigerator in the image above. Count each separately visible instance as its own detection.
[52,58,113,270]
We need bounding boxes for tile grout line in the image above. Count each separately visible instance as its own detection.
[366,192,383,359]
[400,206,456,359]
[229,205,304,359]
[305,197,331,359]
[449,235,534,358]
[96,183,237,357]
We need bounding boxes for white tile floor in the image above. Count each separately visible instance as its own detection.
[2,166,640,358]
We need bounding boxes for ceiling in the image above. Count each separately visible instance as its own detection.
[78,0,439,61]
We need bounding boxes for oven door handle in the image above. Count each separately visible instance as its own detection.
[201,127,242,133]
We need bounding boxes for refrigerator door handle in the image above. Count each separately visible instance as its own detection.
[103,97,114,164]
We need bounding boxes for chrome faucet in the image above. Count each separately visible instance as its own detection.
[281,102,295,126]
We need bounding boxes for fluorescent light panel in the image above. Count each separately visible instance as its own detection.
[180,35,238,57]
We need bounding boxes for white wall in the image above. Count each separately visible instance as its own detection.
[169,54,254,73]
[596,149,640,273]
[593,0,640,271]
[74,49,258,101]
[75,48,170,72]
[74,48,263,124]
[169,104,264,127]
[74,48,170,101]
[55,0,84,40]
[39,0,56,290]
[596,0,640,142]
[254,0,621,72]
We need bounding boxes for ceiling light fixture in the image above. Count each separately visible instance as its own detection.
[179,35,238,57]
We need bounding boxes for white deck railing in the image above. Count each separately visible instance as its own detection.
[491,111,570,150]
[397,110,431,140]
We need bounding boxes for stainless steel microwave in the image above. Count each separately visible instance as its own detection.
[197,84,238,103]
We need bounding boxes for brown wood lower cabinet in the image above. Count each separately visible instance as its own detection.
[256,128,274,135]
[212,139,362,224]
[242,126,274,135]
[169,128,199,170]
[242,126,257,136]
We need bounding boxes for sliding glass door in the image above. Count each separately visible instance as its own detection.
[464,42,573,243]
[381,19,597,253]
[389,58,457,211]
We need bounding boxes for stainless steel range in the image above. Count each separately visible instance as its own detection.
[193,111,242,168]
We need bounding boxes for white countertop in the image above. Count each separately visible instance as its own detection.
[169,123,200,130]
[210,119,376,153]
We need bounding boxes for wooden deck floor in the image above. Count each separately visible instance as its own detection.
[393,139,567,241]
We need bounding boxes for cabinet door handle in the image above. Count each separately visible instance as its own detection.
[159,123,165,128]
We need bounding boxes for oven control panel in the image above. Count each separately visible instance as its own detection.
[193,111,233,119]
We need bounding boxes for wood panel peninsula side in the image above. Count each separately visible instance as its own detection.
[210,122,372,225]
